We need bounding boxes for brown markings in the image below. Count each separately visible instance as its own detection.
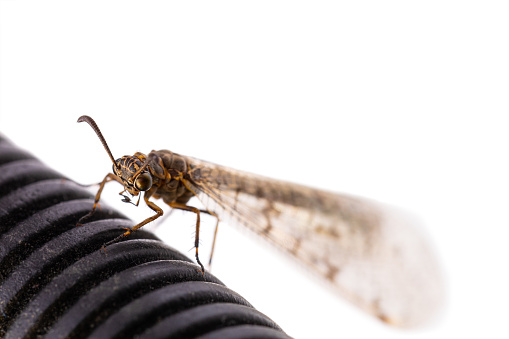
[377,313,393,325]
[372,299,397,326]
[290,238,302,256]
[263,222,273,235]
[261,200,280,235]
[233,188,241,210]
[314,224,341,239]
[325,263,340,282]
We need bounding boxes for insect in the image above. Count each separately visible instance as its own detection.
[77,115,443,328]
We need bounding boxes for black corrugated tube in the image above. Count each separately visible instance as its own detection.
[0,134,292,339]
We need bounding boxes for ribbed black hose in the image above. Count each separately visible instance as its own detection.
[0,134,292,339]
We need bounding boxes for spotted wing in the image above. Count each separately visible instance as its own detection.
[182,156,443,327]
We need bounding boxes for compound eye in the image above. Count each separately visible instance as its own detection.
[135,173,153,191]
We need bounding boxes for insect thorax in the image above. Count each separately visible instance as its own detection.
[150,150,188,178]
[147,150,194,205]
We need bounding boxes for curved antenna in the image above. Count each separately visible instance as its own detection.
[77,115,120,170]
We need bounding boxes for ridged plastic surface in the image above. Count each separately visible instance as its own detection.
[0,134,291,339]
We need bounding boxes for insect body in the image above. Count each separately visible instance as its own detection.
[77,116,215,272]
[77,115,443,328]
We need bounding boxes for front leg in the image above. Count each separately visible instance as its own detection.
[103,188,163,247]
[77,173,122,226]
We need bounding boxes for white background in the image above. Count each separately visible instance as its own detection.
[1,1,508,338]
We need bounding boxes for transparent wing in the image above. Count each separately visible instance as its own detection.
[183,156,443,327]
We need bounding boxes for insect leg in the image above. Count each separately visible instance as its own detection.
[77,173,121,226]
[168,202,206,274]
[207,212,220,268]
[179,179,221,270]
[103,188,163,247]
